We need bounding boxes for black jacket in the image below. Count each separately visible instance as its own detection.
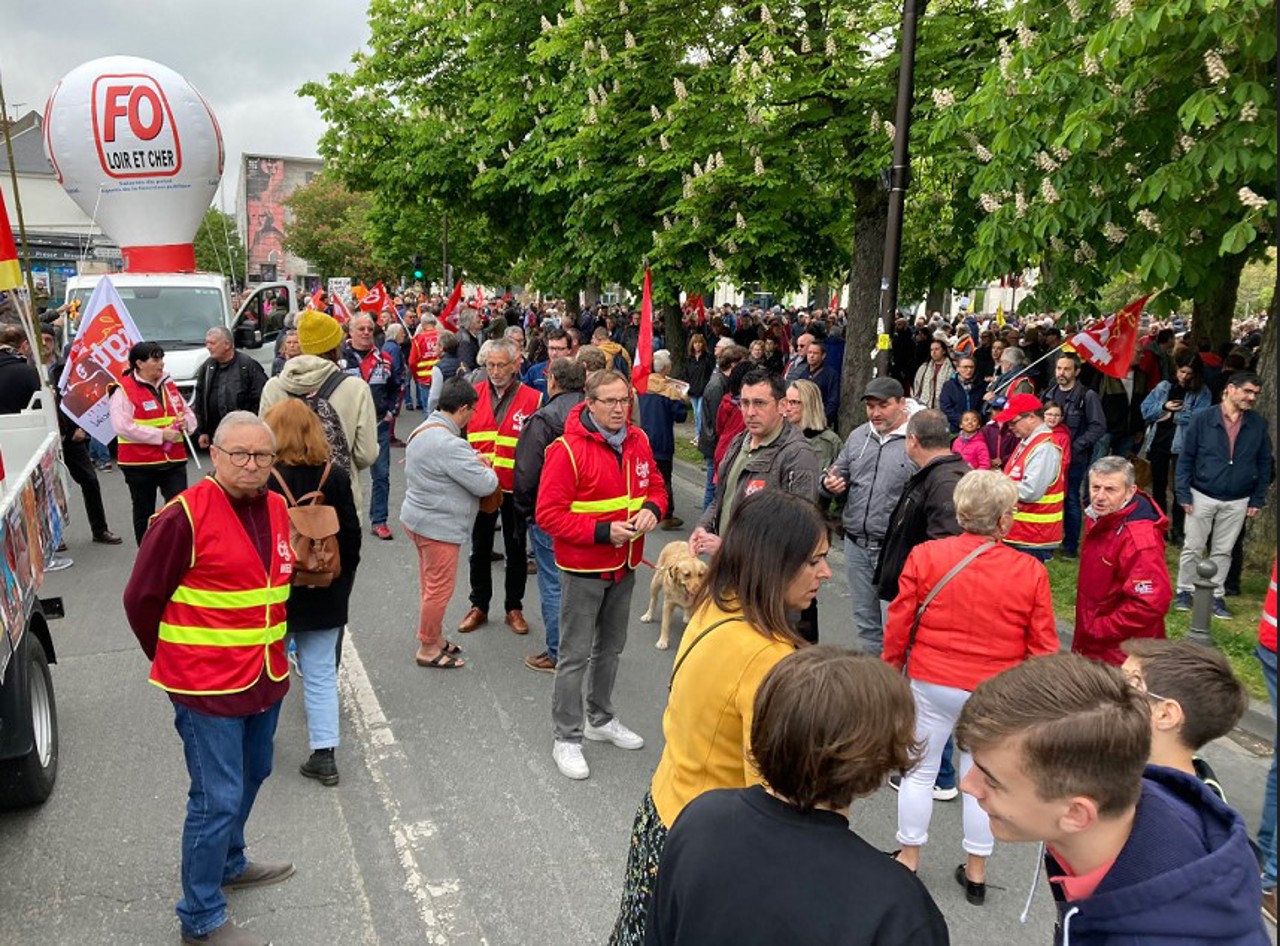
[1176,406,1273,508]
[1042,382,1106,459]
[266,462,362,632]
[193,351,267,438]
[513,390,586,524]
[697,370,729,459]
[0,348,42,415]
[683,351,715,397]
[874,452,967,601]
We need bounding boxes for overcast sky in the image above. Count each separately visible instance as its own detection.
[3,0,370,207]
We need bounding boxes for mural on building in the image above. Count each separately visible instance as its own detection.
[241,154,321,283]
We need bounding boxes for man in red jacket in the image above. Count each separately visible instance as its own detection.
[536,370,667,780]
[1074,455,1172,665]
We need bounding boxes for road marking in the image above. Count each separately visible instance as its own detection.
[339,634,479,944]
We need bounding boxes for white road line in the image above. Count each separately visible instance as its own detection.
[339,633,479,945]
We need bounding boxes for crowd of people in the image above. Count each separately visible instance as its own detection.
[0,287,1273,945]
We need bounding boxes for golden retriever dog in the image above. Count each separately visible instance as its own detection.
[641,541,709,650]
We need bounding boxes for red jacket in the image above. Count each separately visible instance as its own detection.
[536,402,667,574]
[883,532,1059,691]
[1073,490,1171,666]
[1261,561,1276,654]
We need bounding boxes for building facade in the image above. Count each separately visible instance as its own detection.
[234,154,323,287]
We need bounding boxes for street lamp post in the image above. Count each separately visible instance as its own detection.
[876,0,926,378]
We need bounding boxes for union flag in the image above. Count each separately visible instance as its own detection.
[1069,295,1150,378]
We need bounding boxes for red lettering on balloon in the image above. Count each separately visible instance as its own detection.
[103,85,130,142]
[128,86,164,140]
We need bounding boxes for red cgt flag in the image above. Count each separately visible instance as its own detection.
[359,281,388,313]
[632,268,654,394]
[1069,295,1150,378]
[438,279,464,332]
[0,189,23,291]
[330,293,352,326]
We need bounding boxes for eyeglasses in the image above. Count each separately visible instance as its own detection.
[215,447,277,468]
[739,398,776,410]
[592,396,630,409]
[780,397,801,406]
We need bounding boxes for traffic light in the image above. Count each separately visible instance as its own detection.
[411,255,424,280]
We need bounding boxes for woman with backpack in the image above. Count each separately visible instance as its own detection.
[263,398,362,787]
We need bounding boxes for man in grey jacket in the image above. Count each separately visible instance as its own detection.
[690,368,819,554]
[513,358,587,673]
[822,377,914,655]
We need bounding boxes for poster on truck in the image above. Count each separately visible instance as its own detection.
[56,275,145,445]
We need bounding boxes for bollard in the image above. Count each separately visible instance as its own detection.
[1186,559,1218,646]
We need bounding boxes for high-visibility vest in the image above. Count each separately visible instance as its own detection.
[409,329,441,384]
[115,374,188,466]
[1261,561,1277,654]
[467,381,541,492]
[149,477,293,696]
[1006,429,1066,548]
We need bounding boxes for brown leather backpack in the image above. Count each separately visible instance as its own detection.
[271,463,342,588]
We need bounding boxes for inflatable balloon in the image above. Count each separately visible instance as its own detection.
[43,56,224,273]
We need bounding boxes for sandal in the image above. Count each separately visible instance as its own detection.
[442,640,462,656]
[416,651,466,669]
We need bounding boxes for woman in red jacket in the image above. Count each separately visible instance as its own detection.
[882,469,1059,904]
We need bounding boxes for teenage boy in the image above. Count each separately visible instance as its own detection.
[956,653,1268,945]
[1120,638,1248,802]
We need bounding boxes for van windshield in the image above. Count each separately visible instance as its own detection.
[68,286,226,349]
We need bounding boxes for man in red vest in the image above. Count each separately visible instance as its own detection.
[123,412,295,946]
[407,312,442,411]
[460,337,543,635]
[995,393,1066,562]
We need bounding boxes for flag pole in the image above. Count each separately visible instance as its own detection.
[988,340,1071,397]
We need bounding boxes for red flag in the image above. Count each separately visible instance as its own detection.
[359,281,388,313]
[1069,295,1149,378]
[632,268,654,393]
[474,285,485,311]
[310,287,326,311]
[330,293,352,326]
[439,280,464,332]
[690,293,707,325]
[0,189,23,291]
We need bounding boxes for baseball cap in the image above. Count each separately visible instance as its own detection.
[862,377,904,401]
[995,393,1043,424]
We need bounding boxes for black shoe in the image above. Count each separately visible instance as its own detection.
[955,864,986,905]
[1058,549,1078,560]
[93,529,123,545]
[300,748,338,786]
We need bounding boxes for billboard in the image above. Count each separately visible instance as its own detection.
[241,154,322,283]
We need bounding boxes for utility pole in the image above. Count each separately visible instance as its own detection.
[441,213,450,290]
[875,0,925,378]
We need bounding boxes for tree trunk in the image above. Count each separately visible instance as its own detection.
[925,282,947,318]
[1244,281,1276,569]
[811,284,832,309]
[565,292,581,320]
[839,177,889,437]
[663,301,687,376]
[1191,251,1246,351]
[583,277,602,311]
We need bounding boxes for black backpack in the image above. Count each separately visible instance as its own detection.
[290,371,352,475]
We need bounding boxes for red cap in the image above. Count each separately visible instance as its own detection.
[995,393,1043,424]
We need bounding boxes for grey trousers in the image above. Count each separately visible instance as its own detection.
[844,537,886,655]
[553,570,635,742]
[1177,489,1248,597]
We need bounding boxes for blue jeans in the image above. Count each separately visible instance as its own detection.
[1258,644,1277,888]
[370,419,391,525]
[844,538,885,654]
[1010,544,1055,563]
[529,523,561,661]
[937,737,957,789]
[172,700,282,937]
[89,438,111,464]
[1062,458,1088,554]
[702,457,716,510]
[289,629,341,749]
[691,396,704,441]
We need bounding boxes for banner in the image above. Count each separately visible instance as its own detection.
[359,281,388,313]
[0,189,22,291]
[57,276,145,444]
[1069,295,1149,379]
[439,280,463,332]
[632,268,654,394]
[330,293,352,326]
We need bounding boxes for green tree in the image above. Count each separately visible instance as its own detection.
[934,0,1276,346]
[282,172,395,282]
[193,209,247,287]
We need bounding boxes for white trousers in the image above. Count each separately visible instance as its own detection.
[896,679,994,857]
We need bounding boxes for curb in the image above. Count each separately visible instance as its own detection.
[671,455,1277,747]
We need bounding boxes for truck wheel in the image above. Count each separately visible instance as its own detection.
[0,642,58,808]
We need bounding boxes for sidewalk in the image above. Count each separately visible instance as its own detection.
[669,454,1278,747]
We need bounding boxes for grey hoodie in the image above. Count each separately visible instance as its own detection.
[827,420,913,544]
[258,354,380,509]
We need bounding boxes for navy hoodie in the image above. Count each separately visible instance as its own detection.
[1045,765,1268,945]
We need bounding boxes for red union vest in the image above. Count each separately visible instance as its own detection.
[150,477,294,696]
[552,431,654,573]
[467,381,542,492]
[409,329,442,384]
[1260,561,1277,654]
[1006,429,1066,548]
[116,374,188,466]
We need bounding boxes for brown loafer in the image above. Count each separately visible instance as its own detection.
[524,652,557,673]
[458,607,488,633]
[505,609,529,635]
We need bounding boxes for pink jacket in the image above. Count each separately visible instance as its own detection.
[952,432,990,470]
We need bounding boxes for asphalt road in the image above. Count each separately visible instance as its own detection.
[0,427,1273,945]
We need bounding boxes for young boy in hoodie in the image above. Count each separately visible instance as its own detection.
[956,652,1268,946]
[1120,638,1249,803]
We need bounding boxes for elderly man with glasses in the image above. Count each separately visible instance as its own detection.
[124,412,296,946]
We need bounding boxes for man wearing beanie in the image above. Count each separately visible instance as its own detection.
[259,311,380,512]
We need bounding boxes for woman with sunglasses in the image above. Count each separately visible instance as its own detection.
[109,341,197,544]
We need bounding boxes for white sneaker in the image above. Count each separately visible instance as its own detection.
[584,717,645,750]
[553,741,590,780]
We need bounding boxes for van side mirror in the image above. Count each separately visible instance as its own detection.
[234,322,263,349]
